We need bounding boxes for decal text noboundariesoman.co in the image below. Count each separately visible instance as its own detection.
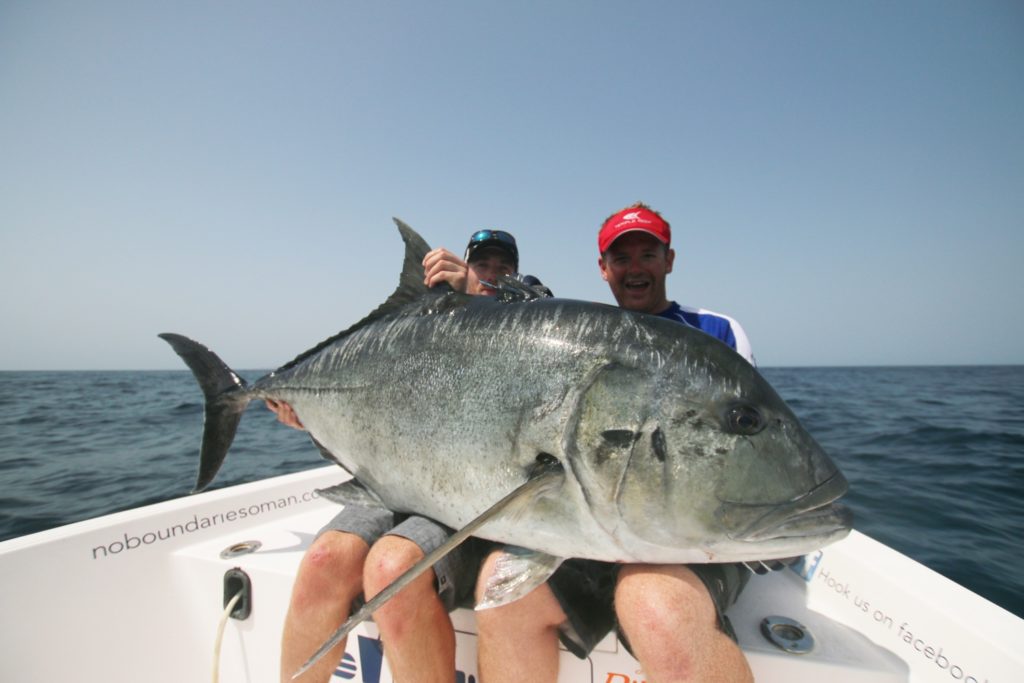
[91,489,320,559]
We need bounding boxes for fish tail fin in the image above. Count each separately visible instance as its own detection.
[159,333,252,492]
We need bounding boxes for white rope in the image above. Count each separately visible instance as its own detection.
[213,592,242,683]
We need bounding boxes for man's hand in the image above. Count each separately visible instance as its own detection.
[422,248,482,294]
[265,399,305,430]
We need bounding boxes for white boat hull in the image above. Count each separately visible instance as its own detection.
[2,466,1020,682]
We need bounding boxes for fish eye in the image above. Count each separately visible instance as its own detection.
[725,404,764,436]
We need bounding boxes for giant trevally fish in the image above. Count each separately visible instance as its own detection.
[162,219,851,670]
[163,217,851,563]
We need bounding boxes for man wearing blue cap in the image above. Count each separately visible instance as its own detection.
[423,228,520,295]
[273,227,543,683]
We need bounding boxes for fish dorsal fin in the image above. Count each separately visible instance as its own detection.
[275,218,456,373]
[378,217,446,310]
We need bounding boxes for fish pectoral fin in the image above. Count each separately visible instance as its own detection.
[476,547,565,611]
[315,479,387,509]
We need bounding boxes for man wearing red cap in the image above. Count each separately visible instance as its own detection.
[596,203,753,363]
[475,203,755,683]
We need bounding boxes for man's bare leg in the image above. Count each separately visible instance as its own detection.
[615,564,753,683]
[474,548,565,683]
[281,531,369,682]
[363,535,455,683]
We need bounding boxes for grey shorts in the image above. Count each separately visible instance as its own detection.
[547,560,751,659]
[318,505,485,611]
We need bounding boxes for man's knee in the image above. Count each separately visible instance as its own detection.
[616,564,718,635]
[291,532,368,609]
[363,535,433,598]
[616,565,751,682]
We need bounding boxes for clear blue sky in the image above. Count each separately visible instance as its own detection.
[2,1,1021,370]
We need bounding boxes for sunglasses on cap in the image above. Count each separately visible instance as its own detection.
[469,229,517,247]
[465,229,519,267]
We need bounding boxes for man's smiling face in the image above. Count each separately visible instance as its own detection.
[599,231,675,315]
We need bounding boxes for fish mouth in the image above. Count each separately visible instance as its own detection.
[720,471,853,542]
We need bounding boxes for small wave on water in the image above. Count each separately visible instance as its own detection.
[762,365,1024,619]
[1,366,1022,620]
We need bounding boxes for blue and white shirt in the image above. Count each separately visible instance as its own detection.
[658,301,755,366]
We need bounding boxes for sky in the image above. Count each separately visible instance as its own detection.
[1,1,1022,370]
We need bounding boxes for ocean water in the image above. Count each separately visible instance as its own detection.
[1,366,1021,619]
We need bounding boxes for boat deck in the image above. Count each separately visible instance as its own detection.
[179,501,908,682]
[2,466,1020,682]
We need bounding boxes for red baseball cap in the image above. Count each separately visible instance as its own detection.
[598,207,671,253]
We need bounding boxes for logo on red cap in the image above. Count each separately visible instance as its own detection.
[598,207,671,253]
